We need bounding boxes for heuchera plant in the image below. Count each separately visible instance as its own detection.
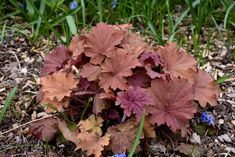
[33,22,221,156]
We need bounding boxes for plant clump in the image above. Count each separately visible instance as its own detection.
[32,22,221,156]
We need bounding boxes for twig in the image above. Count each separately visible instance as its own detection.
[0,115,55,135]
[10,50,21,70]
[159,128,175,156]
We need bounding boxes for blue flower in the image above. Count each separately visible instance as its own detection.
[70,1,78,10]
[200,112,215,125]
[112,0,118,9]
[113,152,126,157]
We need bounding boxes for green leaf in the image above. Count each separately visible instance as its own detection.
[0,86,17,125]
[66,15,77,35]
[216,75,230,84]
[194,123,207,136]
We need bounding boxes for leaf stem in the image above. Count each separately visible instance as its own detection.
[80,97,93,120]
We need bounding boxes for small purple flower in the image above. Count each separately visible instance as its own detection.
[113,152,126,157]
[112,0,118,9]
[200,112,215,125]
[70,1,78,10]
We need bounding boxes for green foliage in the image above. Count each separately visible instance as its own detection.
[0,86,17,125]
[1,0,234,57]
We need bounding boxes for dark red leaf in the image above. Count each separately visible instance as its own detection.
[41,45,70,75]
[116,86,154,121]
[29,117,58,141]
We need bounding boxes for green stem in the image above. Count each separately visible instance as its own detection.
[128,110,145,157]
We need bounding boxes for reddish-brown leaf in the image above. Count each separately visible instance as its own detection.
[57,119,80,150]
[122,33,150,58]
[144,117,156,138]
[106,119,139,153]
[41,71,79,101]
[127,69,151,88]
[41,45,70,75]
[77,131,110,157]
[112,23,132,32]
[69,35,84,60]
[139,52,165,79]
[99,49,141,91]
[78,114,103,136]
[93,94,108,115]
[156,42,197,81]
[29,117,58,142]
[146,78,197,132]
[41,96,69,112]
[80,63,101,81]
[84,22,124,64]
[193,69,221,107]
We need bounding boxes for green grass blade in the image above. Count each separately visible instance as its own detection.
[66,15,77,35]
[0,86,17,125]
[81,0,86,27]
[166,0,174,38]
[97,0,103,22]
[128,110,145,157]
[224,1,235,29]
[34,0,45,40]
[216,75,231,84]
[147,20,164,45]
[0,21,6,44]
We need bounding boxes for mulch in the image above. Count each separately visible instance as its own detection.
[0,20,234,157]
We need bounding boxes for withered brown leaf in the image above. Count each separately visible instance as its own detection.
[41,71,79,101]
[78,114,103,136]
[106,119,139,153]
[77,131,110,157]
[29,117,58,142]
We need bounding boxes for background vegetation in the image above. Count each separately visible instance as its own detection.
[0,0,235,61]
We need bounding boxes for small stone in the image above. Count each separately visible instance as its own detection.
[190,132,201,144]
[231,120,235,127]
[218,134,232,143]
[21,67,28,75]
[31,111,37,120]
[218,119,224,125]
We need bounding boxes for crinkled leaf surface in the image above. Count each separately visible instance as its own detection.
[139,52,164,79]
[80,63,101,81]
[84,23,124,64]
[122,33,150,58]
[116,86,154,121]
[156,42,197,81]
[78,114,103,136]
[41,45,70,75]
[146,78,197,132]
[93,94,108,115]
[57,119,80,150]
[127,69,150,88]
[193,69,221,107]
[41,71,79,101]
[69,35,84,60]
[77,131,110,157]
[99,49,141,91]
[29,117,58,142]
[107,119,139,153]
[41,96,69,112]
